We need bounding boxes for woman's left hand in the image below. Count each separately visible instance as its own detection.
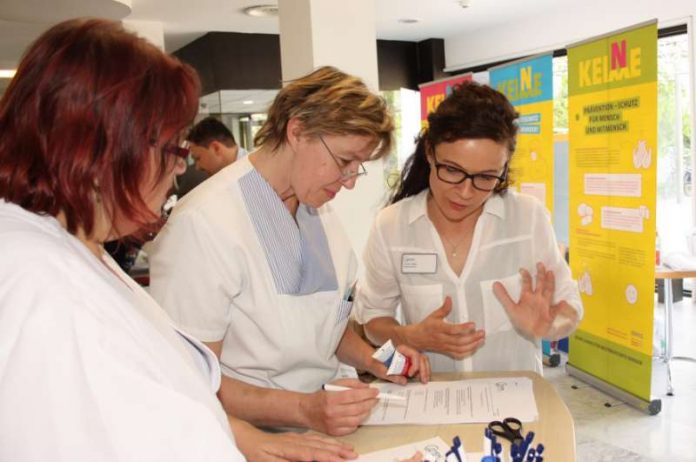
[492,262,574,339]
[367,344,431,385]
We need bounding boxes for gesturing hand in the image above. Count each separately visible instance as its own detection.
[492,262,570,339]
[405,296,485,359]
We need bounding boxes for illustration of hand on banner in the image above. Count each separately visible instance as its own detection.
[633,140,652,169]
[578,203,594,226]
[625,284,638,304]
[578,271,593,296]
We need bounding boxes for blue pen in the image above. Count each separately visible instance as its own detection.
[445,435,463,462]
[483,429,492,456]
[510,444,520,462]
[522,431,535,457]
[517,446,525,462]
[535,444,544,456]
[526,448,535,462]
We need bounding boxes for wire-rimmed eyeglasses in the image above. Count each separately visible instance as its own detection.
[319,135,367,181]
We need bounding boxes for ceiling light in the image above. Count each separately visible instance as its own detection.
[398,18,420,24]
[457,0,472,8]
[0,70,17,78]
[242,100,254,105]
[243,5,278,17]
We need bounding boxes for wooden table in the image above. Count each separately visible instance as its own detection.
[340,371,575,461]
[654,267,696,396]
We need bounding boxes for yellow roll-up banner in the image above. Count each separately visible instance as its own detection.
[567,21,657,401]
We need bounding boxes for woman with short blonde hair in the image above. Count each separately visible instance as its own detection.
[149,66,430,438]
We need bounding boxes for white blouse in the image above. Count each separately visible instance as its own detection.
[0,200,245,462]
[354,190,583,374]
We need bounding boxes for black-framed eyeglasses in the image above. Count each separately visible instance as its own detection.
[432,152,507,192]
[162,139,191,160]
[319,135,367,181]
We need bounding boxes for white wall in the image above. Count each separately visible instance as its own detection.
[278,0,384,263]
[444,0,695,71]
[122,19,164,50]
[397,88,421,169]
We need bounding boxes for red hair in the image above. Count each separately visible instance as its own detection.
[0,18,200,236]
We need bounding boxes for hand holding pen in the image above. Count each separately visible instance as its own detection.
[300,378,379,436]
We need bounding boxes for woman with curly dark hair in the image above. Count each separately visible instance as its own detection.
[354,82,583,374]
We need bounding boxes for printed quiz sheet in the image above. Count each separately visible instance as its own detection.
[355,437,485,462]
[364,377,538,425]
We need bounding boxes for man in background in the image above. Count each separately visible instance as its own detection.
[187,116,247,175]
[176,117,247,197]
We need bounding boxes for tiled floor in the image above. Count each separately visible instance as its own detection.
[544,296,696,461]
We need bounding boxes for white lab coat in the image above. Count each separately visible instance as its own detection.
[354,190,583,374]
[148,157,356,393]
[0,200,245,462]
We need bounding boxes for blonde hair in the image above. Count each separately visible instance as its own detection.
[254,66,394,159]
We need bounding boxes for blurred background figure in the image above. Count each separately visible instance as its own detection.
[175,116,247,197]
[188,116,247,175]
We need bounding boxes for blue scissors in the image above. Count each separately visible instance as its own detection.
[487,417,524,445]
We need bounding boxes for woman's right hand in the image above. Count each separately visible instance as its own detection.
[404,296,485,359]
[299,378,379,436]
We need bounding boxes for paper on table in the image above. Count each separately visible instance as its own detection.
[355,437,487,462]
[355,437,451,462]
[363,377,538,425]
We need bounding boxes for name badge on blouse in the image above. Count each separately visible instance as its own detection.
[401,253,437,274]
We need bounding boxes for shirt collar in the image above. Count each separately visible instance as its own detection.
[406,189,507,224]
[407,190,430,224]
[483,193,506,219]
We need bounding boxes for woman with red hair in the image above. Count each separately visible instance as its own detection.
[0,19,355,462]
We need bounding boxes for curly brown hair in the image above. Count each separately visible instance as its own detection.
[391,81,518,204]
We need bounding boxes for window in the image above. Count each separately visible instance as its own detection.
[656,33,693,255]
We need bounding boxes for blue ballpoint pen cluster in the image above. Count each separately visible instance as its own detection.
[498,429,544,462]
[441,431,545,462]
